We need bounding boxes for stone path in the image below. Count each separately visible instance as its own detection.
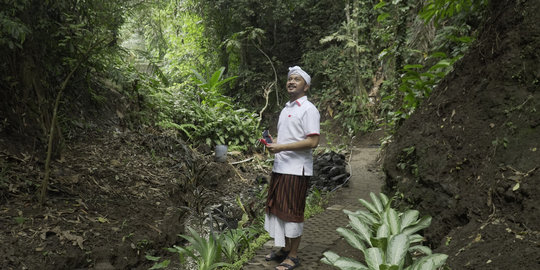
[243,146,384,269]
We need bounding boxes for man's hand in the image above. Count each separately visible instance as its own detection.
[266,135,319,154]
[266,143,281,153]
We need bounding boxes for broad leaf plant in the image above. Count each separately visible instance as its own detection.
[322,192,448,270]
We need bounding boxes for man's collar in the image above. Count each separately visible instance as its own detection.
[286,96,308,107]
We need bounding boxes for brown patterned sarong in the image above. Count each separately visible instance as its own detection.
[265,172,309,223]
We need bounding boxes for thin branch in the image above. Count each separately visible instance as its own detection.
[258,82,273,125]
[251,39,279,105]
[39,37,110,205]
[230,157,254,165]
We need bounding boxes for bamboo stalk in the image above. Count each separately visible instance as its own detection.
[39,38,108,205]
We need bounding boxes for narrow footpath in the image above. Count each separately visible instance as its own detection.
[243,146,384,269]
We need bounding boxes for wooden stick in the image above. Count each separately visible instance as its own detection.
[229,157,254,165]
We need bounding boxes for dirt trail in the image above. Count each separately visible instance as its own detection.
[243,145,384,269]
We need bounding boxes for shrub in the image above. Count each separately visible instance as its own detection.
[156,69,259,148]
[322,192,448,270]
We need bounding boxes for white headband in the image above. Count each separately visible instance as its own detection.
[288,66,311,85]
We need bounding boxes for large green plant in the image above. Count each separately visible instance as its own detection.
[322,192,448,270]
[220,228,252,263]
[168,227,232,270]
[192,67,238,108]
[154,67,258,148]
[149,225,264,269]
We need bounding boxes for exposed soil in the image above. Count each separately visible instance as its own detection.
[382,0,540,269]
[0,127,259,270]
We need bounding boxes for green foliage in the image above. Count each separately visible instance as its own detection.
[149,181,329,270]
[193,0,348,110]
[220,228,250,263]
[322,192,448,270]
[168,227,231,270]
[150,225,269,270]
[192,67,238,108]
[382,51,463,131]
[2,0,491,150]
[420,0,489,26]
[146,254,170,269]
[305,188,329,218]
[334,95,377,135]
[304,49,374,135]
[304,0,380,135]
[1,0,127,140]
[376,0,486,132]
[0,1,31,49]
[120,0,211,83]
[221,232,271,270]
[236,184,268,229]
[400,53,460,108]
[156,85,259,148]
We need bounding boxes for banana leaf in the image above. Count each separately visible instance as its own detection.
[408,234,425,244]
[370,236,388,251]
[379,193,390,207]
[344,209,378,226]
[376,223,390,238]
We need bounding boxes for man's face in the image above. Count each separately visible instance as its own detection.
[287,74,309,99]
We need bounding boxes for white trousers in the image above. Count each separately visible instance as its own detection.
[264,213,304,247]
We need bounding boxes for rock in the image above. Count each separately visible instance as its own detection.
[331,173,350,184]
[311,151,349,191]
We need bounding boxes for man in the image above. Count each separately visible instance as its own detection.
[264,66,320,270]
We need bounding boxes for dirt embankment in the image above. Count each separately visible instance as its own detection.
[383,0,540,269]
[0,129,248,270]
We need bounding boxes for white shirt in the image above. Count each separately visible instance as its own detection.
[272,96,320,176]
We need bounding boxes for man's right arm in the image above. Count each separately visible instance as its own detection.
[266,135,319,153]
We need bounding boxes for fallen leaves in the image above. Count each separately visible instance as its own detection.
[97,216,109,223]
[501,165,538,192]
[41,226,85,250]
